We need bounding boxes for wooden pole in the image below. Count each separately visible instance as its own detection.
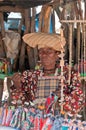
[43,5,52,32]
[68,23,73,85]
[0,12,5,37]
[0,12,6,57]
[31,7,39,66]
[61,20,86,23]
[31,7,36,32]
[76,23,81,64]
[83,24,86,61]
[19,9,30,71]
[0,6,24,13]
[60,49,64,112]
[60,29,65,112]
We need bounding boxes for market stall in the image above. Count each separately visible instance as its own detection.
[0,0,86,130]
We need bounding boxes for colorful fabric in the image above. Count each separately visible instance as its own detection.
[42,118,53,130]
[10,70,43,105]
[10,109,20,128]
[21,70,43,102]
[62,126,69,130]
[21,120,31,130]
[10,65,85,115]
[5,109,13,126]
[36,78,59,99]
[45,94,55,113]
[63,87,85,114]
[0,107,4,124]
[0,106,86,130]
[0,126,20,130]
[51,116,64,130]
[2,108,8,125]
[34,117,40,130]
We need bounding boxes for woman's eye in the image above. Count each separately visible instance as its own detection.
[39,50,56,55]
[39,51,42,54]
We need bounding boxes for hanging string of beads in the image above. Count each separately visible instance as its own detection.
[59,29,65,112]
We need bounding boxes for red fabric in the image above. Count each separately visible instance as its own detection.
[45,95,54,113]
[40,118,44,130]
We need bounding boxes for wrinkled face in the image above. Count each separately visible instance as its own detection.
[39,47,60,70]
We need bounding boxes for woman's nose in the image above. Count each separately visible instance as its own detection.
[42,52,48,57]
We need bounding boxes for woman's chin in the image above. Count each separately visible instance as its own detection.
[43,66,55,70]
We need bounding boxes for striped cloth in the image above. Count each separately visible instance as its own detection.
[23,32,66,51]
[36,77,59,99]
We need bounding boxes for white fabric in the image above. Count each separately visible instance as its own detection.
[0,126,19,130]
[3,30,20,59]
[2,77,9,101]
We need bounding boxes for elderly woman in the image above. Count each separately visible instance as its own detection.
[9,32,84,114]
[1,32,85,130]
[10,32,65,105]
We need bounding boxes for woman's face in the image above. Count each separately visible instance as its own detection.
[39,47,60,70]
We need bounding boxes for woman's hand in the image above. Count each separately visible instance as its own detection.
[11,72,21,88]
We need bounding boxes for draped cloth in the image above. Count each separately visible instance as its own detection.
[23,32,66,51]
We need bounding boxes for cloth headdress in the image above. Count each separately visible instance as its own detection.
[23,32,66,51]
